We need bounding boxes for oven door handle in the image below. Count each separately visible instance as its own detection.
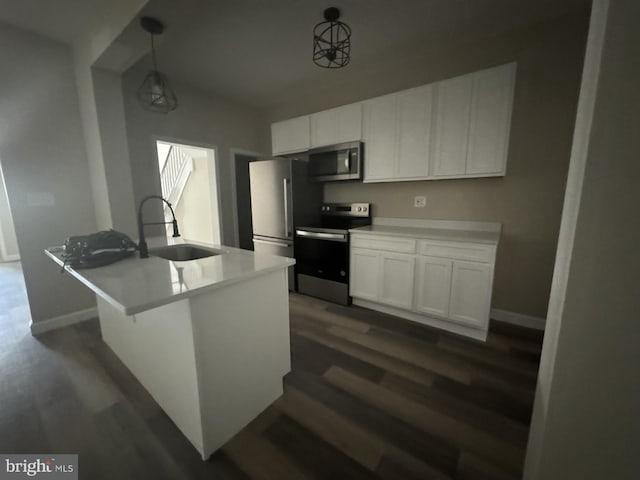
[295,230,348,242]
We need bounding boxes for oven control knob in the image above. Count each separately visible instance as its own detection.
[357,207,362,212]
[363,206,368,212]
[340,270,346,277]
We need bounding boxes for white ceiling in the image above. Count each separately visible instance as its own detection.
[0,0,114,44]
[0,0,590,107]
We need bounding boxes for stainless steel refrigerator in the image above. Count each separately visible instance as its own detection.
[249,158,322,290]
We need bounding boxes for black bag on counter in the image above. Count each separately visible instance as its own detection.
[62,230,138,270]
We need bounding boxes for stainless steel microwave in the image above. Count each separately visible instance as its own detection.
[307,141,363,182]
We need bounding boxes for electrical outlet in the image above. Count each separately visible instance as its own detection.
[414,196,426,208]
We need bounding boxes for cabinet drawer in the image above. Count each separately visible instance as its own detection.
[351,235,416,254]
[418,240,494,263]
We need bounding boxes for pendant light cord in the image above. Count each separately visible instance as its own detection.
[150,33,158,71]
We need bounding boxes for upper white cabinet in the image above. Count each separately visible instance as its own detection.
[271,62,516,181]
[310,103,362,148]
[362,94,397,180]
[271,116,311,155]
[432,63,515,178]
[432,74,473,177]
[396,85,433,179]
[467,63,516,175]
[363,85,434,182]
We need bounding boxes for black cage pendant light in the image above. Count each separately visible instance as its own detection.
[313,7,351,68]
[137,16,178,114]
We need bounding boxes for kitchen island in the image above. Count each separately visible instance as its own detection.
[45,237,294,460]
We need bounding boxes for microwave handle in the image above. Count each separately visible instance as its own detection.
[344,150,350,171]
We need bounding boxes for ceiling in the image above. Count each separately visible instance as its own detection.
[0,0,590,107]
[0,0,114,44]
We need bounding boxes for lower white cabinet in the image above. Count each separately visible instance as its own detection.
[350,249,415,308]
[415,256,452,317]
[379,252,415,310]
[350,248,380,301]
[449,261,492,328]
[350,232,497,340]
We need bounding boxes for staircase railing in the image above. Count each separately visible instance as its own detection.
[160,145,194,209]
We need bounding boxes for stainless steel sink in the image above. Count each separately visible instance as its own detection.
[149,244,224,261]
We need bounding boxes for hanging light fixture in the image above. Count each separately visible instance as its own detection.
[313,7,352,68]
[137,16,178,114]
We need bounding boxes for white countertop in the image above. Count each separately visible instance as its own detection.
[45,237,295,315]
[350,218,501,245]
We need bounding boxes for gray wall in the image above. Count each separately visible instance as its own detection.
[525,0,640,477]
[121,65,268,246]
[0,22,97,322]
[267,12,589,319]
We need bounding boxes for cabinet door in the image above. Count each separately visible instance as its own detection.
[310,103,362,148]
[362,94,397,181]
[271,116,310,155]
[467,63,516,175]
[396,85,433,178]
[449,261,492,328]
[432,74,473,176]
[350,248,380,301]
[379,252,415,310]
[415,256,452,317]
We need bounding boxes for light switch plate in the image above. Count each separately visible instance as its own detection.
[414,196,426,208]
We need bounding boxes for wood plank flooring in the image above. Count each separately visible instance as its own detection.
[0,267,542,479]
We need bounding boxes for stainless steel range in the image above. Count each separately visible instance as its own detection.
[294,203,371,305]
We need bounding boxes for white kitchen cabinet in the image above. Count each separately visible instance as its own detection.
[272,62,516,181]
[432,73,473,177]
[350,248,380,301]
[350,225,498,341]
[449,261,493,328]
[271,116,310,155]
[395,85,433,178]
[310,103,362,148]
[363,86,434,182]
[467,63,516,175]
[415,256,452,317]
[362,93,398,180]
[379,252,415,310]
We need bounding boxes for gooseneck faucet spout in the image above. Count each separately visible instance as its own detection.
[137,195,180,258]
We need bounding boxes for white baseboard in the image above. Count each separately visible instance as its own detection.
[353,298,488,342]
[490,308,546,331]
[30,307,97,335]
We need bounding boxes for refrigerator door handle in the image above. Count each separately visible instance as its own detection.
[253,238,292,248]
[283,178,291,237]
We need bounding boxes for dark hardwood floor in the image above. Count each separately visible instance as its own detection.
[0,266,542,479]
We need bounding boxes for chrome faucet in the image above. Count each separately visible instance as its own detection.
[137,195,180,258]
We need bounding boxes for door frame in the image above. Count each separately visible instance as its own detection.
[151,135,223,245]
[229,148,264,248]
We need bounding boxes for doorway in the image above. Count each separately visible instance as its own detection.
[0,160,30,334]
[155,140,222,245]
[0,162,19,263]
[232,151,261,250]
